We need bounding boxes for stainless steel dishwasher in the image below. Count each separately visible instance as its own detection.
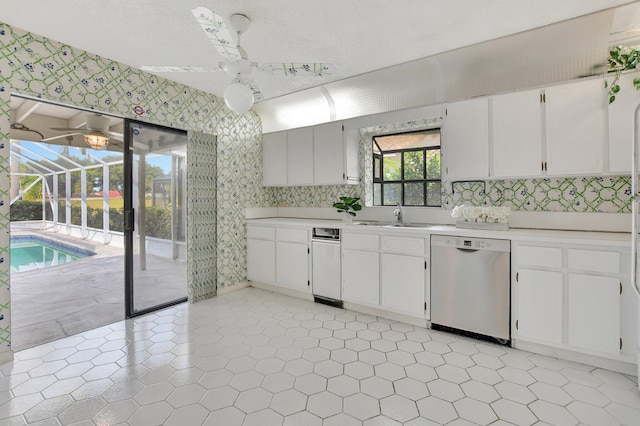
[431,235,511,343]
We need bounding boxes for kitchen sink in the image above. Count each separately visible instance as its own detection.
[384,223,435,228]
[353,221,437,228]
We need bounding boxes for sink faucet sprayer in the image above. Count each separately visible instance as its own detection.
[393,202,403,223]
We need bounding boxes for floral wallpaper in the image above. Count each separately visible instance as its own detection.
[0,23,267,357]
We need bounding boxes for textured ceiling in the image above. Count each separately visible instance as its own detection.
[1,0,635,100]
[4,0,640,131]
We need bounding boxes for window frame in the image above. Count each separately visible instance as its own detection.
[372,129,441,207]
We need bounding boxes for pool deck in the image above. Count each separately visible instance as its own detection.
[10,227,187,351]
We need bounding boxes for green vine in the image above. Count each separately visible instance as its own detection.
[606,45,640,103]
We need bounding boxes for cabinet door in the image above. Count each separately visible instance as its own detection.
[262,131,288,186]
[516,268,563,344]
[545,79,606,175]
[608,72,639,173]
[247,239,276,284]
[314,122,344,185]
[342,249,379,306]
[443,98,489,179]
[287,127,314,185]
[276,241,309,292]
[492,90,543,177]
[381,253,425,317]
[568,274,620,355]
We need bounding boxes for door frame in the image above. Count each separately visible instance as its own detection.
[124,119,188,318]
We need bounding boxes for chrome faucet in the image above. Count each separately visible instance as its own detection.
[393,202,404,223]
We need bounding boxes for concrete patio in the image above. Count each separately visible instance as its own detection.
[10,228,187,351]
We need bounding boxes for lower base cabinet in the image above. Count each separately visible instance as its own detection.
[247,239,276,284]
[342,249,379,306]
[512,242,632,364]
[568,273,620,355]
[515,268,563,344]
[276,241,309,292]
[381,253,425,316]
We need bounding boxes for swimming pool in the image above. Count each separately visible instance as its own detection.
[10,235,96,273]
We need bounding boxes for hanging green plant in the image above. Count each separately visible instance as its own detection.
[333,196,362,217]
[606,45,640,103]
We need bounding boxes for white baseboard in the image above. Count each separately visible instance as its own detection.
[248,281,315,302]
[343,301,429,328]
[0,350,14,366]
[217,281,251,295]
[513,339,637,376]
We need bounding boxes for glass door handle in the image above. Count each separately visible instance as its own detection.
[125,208,135,232]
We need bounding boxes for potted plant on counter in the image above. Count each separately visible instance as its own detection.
[333,196,362,222]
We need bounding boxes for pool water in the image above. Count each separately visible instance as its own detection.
[10,236,96,273]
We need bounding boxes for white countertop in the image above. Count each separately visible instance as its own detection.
[246,217,630,247]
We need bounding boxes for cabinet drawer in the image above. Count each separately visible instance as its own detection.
[277,227,308,243]
[381,236,425,256]
[343,233,379,251]
[247,225,276,240]
[517,246,562,268]
[568,249,620,274]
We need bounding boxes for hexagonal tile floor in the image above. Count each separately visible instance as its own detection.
[2,287,639,425]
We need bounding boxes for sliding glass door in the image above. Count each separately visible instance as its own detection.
[124,120,188,317]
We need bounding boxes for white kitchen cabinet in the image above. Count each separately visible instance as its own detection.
[545,79,606,175]
[276,241,309,292]
[313,122,345,185]
[247,225,277,284]
[342,232,379,306]
[491,90,543,177]
[262,131,288,186]
[608,72,639,173]
[512,241,634,366]
[342,249,380,306]
[264,121,358,187]
[568,273,620,355]
[443,97,489,179]
[515,268,563,344]
[381,253,426,317]
[287,127,314,185]
[275,227,310,293]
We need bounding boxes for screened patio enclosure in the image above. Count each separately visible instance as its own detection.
[9,140,187,261]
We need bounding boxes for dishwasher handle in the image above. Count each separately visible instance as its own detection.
[456,247,479,253]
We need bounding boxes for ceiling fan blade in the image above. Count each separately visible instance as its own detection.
[239,75,264,101]
[50,127,89,132]
[259,63,334,77]
[41,133,84,142]
[141,65,220,73]
[191,6,241,61]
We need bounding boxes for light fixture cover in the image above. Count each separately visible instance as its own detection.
[224,81,254,112]
[84,132,109,150]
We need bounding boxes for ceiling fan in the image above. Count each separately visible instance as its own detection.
[44,114,122,150]
[141,6,334,112]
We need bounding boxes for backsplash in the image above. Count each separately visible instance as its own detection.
[442,176,632,213]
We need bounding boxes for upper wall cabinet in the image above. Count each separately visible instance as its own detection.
[287,127,315,185]
[263,121,359,187]
[314,122,354,185]
[442,98,489,179]
[262,131,288,186]
[491,90,543,177]
[545,79,606,175]
[608,72,639,173]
